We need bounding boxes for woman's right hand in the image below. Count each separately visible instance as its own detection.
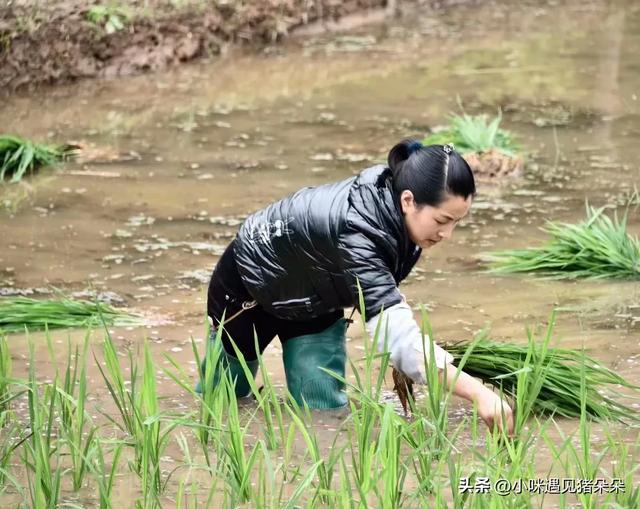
[475,387,514,436]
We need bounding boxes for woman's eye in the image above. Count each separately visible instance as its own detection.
[436,219,447,225]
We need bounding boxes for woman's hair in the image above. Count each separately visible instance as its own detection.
[387,139,476,206]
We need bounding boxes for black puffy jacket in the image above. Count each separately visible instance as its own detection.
[233,164,422,320]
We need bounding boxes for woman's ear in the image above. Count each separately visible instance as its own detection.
[400,190,414,214]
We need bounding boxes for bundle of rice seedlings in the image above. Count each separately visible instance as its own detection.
[484,204,640,279]
[444,334,638,422]
[0,135,77,183]
[422,113,524,179]
[0,296,141,333]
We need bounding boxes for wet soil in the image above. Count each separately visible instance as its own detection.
[0,0,411,94]
[463,150,524,180]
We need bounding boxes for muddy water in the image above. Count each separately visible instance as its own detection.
[1,0,639,505]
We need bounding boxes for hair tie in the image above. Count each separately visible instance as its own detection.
[407,140,423,155]
[442,143,454,181]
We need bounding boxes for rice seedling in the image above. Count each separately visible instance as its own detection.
[190,329,227,468]
[0,135,77,183]
[22,339,62,508]
[567,356,607,509]
[350,281,394,404]
[89,439,124,509]
[175,474,207,509]
[95,332,179,503]
[442,315,639,422]
[163,340,224,473]
[484,204,640,279]
[225,332,289,451]
[602,431,640,508]
[1,288,637,509]
[137,339,182,508]
[94,329,142,442]
[56,333,98,492]
[0,334,12,424]
[287,398,347,506]
[251,343,290,452]
[345,400,379,500]
[373,404,406,508]
[422,112,520,157]
[419,307,456,454]
[0,422,27,491]
[218,372,261,505]
[0,295,142,333]
[95,329,178,506]
[284,459,323,509]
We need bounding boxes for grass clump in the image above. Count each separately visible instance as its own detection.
[445,327,639,422]
[0,296,141,333]
[86,4,132,34]
[0,135,76,183]
[484,204,640,279]
[422,112,520,157]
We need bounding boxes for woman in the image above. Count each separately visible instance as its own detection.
[202,140,514,434]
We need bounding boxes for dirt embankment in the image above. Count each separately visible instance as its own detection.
[0,0,417,95]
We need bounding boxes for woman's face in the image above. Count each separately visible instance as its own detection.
[400,190,472,249]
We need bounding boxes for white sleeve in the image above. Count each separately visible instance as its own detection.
[365,301,454,384]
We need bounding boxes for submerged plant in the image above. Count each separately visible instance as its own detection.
[0,296,141,333]
[422,112,520,156]
[485,204,640,279]
[0,135,76,183]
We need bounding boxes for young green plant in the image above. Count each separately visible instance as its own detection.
[484,204,640,279]
[0,295,141,333]
[0,134,76,182]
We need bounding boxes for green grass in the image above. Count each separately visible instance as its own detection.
[56,334,96,492]
[445,318,639,422]
[0,135,76,183]
[0,305,637,507]
[0,295,142,333]
[86,4,132,34]
[422,112,521,156]
[484,204,640,279]
[0,335,12,424]
[23,338,62,508]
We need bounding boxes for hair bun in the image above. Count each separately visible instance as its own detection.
[408,141,423,155]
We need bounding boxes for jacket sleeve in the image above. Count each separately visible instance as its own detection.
[337,227,403,319]
[365,302,454,383]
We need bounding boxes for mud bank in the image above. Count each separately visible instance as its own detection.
[0,0,434,94]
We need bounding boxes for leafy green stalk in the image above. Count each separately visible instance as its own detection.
[423,113,520,156]
[485,204,640,279]
[0,134,76,182]
[0,296,141,333]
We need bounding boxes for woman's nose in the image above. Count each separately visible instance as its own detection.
[439,225,454,239]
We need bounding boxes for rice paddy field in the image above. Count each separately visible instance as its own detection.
[0,0,639,507]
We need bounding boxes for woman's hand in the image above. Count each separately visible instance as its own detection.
[475,387,514,436]
[443,366,514,437]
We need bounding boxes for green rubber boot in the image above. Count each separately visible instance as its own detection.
[282,318,348,409]
[196,337,259,398]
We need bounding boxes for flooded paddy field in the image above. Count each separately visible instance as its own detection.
[0,0,639,507]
